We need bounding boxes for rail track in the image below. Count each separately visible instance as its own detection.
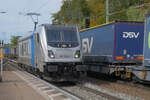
[6,58,122,100]
[5,59,81,100]
[49,80,121,100]
[87,72,150,91]
[5,58,148,100]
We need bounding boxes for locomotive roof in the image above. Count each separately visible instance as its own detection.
[18,31,33,42]
[18,24,78,42]
[41,24,77,30]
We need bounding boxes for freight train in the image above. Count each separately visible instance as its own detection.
[80,20,150,82]
[7,46,18,58]
[4,16,150,82]
[17,24,86,80]
[0,46,17,58]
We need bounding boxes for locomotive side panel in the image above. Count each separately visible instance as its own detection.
[18,36,32,66]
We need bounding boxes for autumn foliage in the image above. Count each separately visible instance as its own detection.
[52,0,149,29]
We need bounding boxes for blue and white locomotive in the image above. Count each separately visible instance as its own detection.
[18,24,82,79]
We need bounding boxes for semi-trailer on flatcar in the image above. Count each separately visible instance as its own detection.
[17,24,86,80]
[133,14,150,82]
[80,21,145,81]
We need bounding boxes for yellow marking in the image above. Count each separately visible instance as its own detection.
[126,68,131,78]
[0,55,4,58]
[115,67,120,76]
[137,56,143,60]
[106,68,110,73]
[80,21,115,32]
[0,49,4,58]
[142,71,146,79]
[115,56,124,60]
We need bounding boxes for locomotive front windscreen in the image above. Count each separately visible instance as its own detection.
[46,29,78,43]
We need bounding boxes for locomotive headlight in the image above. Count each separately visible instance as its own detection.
[74,50,80,58]
[48,50,55,59]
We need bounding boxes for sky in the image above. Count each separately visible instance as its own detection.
[0,0,62,43]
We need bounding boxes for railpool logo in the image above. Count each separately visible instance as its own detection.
[82,37,93,53]
[148,32,150,49]
[122,32,139,38]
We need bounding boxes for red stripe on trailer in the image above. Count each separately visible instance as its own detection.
[114,23,117,60]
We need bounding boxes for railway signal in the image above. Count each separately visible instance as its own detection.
[0,40,4,82]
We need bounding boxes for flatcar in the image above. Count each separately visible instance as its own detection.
[18,24,85,80]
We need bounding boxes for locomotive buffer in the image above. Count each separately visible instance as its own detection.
[0,40,4,82]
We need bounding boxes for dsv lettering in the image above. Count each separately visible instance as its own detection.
[82,37,93,53]
[123,32,139,38]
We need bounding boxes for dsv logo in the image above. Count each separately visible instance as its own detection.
[122,32,139,38]
[82,37,93,53]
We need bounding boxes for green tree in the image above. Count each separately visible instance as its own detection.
[10,36,20,47]
[88,0,106,27]
[52,0,90,26]
[52,0,149,28]
[126,7,145,21]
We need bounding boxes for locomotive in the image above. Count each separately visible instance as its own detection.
[17,24,85,80]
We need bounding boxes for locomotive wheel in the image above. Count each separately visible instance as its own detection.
[36,69,43,79]
[39,72,43,79]
[43,66,49,76]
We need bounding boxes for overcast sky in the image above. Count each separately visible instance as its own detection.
[0,0,62,43]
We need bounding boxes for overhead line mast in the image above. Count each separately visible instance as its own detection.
[106,0,109,23]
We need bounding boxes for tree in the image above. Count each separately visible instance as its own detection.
[88,0,106,27]
[52,0,90,26]
[126,7,145,21]
[52,0,149,28]
[10,36,20,47]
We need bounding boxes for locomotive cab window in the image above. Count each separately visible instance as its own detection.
[45,28,79,47]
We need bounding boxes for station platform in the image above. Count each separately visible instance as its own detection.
[0,66,46,100]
